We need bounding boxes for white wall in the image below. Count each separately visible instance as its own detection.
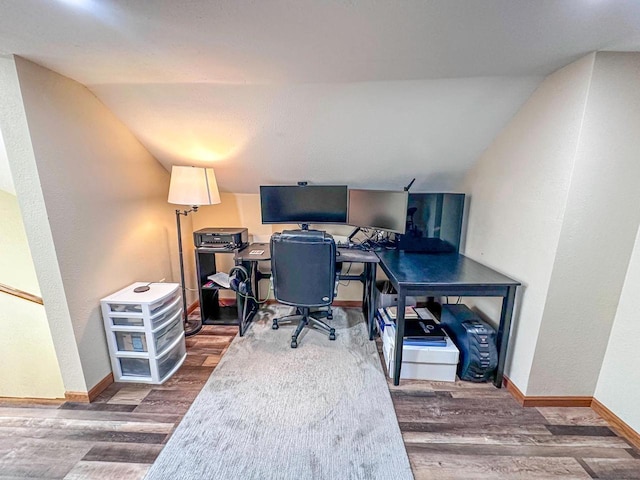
[0,189,64,398]
[0,55,87,393]
[528,52,640,396]
[460,51,640,405]
[458,54,595,392]
[594,224,640,433]
[1,56,186,392]
[0,133,15,195]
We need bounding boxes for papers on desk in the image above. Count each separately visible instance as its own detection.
[208,272,230,289]
[386,306,419,319]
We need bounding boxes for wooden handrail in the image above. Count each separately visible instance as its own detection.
[0,283,43,305]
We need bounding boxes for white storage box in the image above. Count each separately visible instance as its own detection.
[101,282,186,384]
[376,281,417,309]
[382,322,459,381]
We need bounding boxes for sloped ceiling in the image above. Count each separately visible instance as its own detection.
[1,0,640,192]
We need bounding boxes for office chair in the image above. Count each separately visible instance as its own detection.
[270,230,338,348]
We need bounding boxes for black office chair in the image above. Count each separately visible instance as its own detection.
[270,229,338,348]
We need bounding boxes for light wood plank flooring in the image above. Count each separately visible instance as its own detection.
[0,325,235,480]
[377,340,640,480]
[1,311,639,479]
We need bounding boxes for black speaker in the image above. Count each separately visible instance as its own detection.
[228,266,250,296]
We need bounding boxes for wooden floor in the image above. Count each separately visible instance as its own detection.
[379,343,640,480]
[0,325,236,480]
[1,312,639,479]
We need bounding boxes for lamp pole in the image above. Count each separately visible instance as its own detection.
[168,165,221,336]
[176,206,200,336]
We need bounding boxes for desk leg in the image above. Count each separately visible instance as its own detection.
[393,291,406,386]
[494,285,517,388]
[237,260,257,337]
[252,262,260,306]
[235,259,245,337]
[366,263,377,341]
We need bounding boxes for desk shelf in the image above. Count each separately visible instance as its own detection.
[200,304,239,324]
[196,248,240,326]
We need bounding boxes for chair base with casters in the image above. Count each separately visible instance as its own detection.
[272,306,336,348]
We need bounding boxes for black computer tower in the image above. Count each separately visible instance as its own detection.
[440,304,498,382]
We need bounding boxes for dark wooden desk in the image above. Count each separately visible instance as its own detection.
[235,243,379,337]
[376,251,520,388]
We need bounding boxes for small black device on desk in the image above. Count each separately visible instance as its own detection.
[194,228,248,250]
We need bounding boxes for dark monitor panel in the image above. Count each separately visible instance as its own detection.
[399,193,465,253]
[348,189,408,234]
[260,185,348,224]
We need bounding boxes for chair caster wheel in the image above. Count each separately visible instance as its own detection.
[272,321,279,330]
[291,340,298,348]
[327,314,333,320]
[329,331,336,341]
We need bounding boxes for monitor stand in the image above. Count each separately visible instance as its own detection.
[300,224,310,231]
[347,227,361,245]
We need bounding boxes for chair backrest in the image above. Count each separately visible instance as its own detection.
[270,230,336,307]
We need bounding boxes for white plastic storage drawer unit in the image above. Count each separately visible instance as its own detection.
[100,282,187,384]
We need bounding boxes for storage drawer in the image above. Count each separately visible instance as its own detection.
[114,331,148,352]
[119,357,151,377]
[150,297,182,329]
[111,316,144,327]
[157,337,186,380]
[108,302,142,314]
[150,291,180,316]
[155,314,183,354]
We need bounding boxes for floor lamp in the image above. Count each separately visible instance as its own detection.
[168,166,221,336]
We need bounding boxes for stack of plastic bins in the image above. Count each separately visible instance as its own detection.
[100,282,186,384]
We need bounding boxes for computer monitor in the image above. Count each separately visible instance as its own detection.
[260,185,348,224]
[399,193,465,253]
[347,189,408,234]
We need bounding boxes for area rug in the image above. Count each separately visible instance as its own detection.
[145,306,413,480]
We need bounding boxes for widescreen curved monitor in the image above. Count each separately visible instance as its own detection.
[260,185,348,224]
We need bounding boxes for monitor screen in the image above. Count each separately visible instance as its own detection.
[399,193,465,253]
[260,185,348,224]
[347,189,408,234]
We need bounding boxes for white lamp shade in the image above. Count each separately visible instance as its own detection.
[168,166,221,206]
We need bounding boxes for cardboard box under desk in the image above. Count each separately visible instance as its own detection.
[382,322,459,382]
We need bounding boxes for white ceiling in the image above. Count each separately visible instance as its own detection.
[1,0,640,192]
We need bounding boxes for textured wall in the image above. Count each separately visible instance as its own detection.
[0,55,87,393]
[5,56,186,391]
[528,53,640,396]
[0,190,64,398]
[458,54,595,392]
[0,133,15,194]
[594,224,640,433]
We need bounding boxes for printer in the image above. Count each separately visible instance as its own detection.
[194,228,249,250]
